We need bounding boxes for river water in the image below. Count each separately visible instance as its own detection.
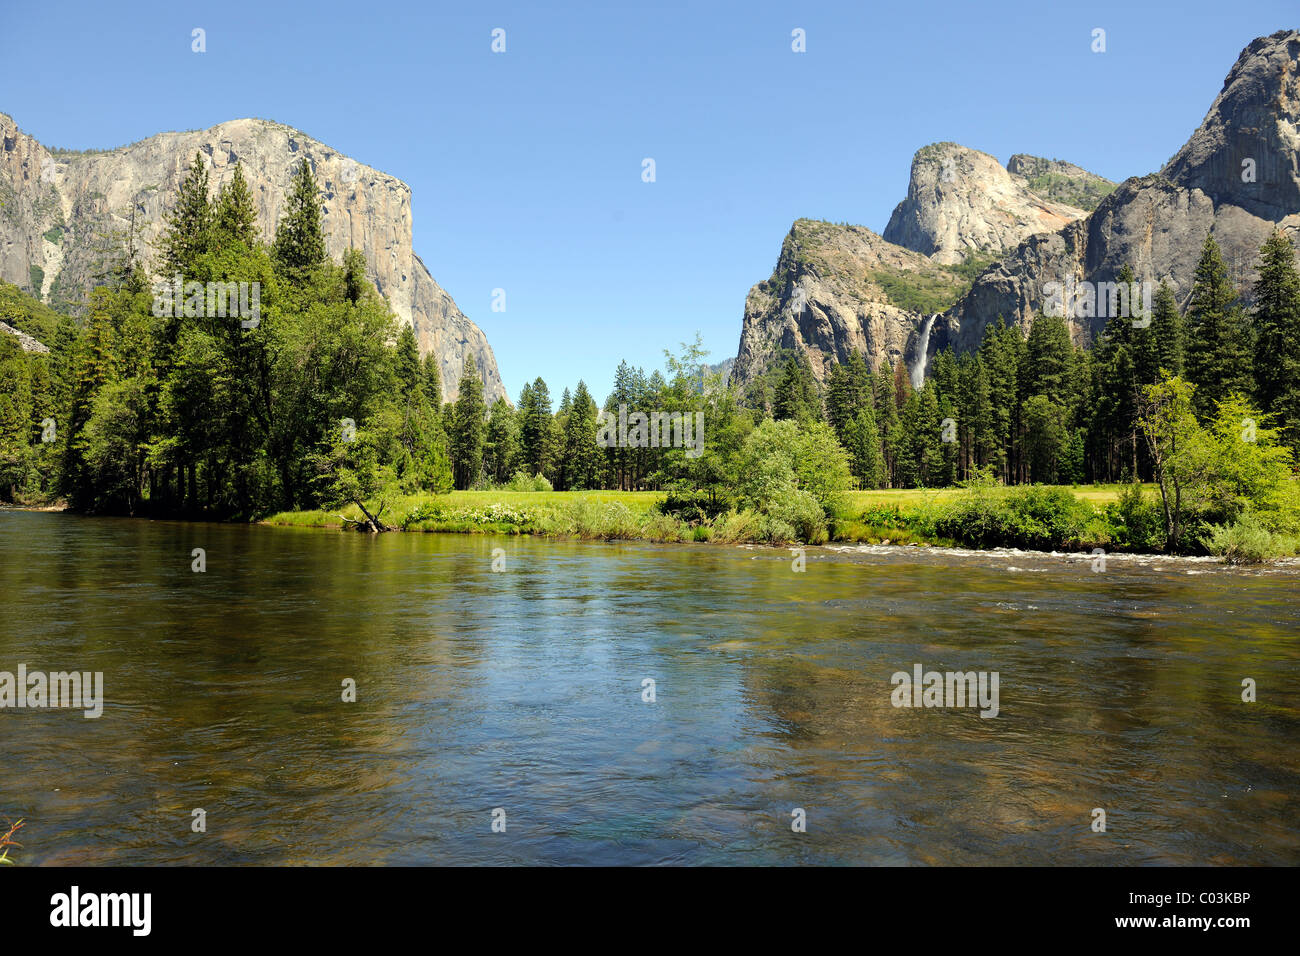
[1,510,1296,865]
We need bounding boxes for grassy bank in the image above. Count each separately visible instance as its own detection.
[262,484,1139,550]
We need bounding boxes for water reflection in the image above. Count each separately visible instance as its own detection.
[1,511,1296,865]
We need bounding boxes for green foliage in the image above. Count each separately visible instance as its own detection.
[1251,230,1300,454]
[732,418,853,542]
[1202,512,1298,564]
[272,159,327,275]
[1104,483,1168,552]
[1022,171,1115,211]
[772,354,821,424]
[870,268,965,314]
[1185,234,1252,417]
[931,482,1102,550]
[504,470,553,492]
[450,355,486,489]
[1140,375,1300,553]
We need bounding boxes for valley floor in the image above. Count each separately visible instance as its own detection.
[261,484,1138,550]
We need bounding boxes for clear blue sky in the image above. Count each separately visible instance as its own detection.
[4,0,1295,401]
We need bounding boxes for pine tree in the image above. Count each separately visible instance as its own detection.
[562,381,601,490]
[272,159,327,274]
[158,152,213,276]
[395,325,421,398]
[1251,230,1300,452]
[1185,234,1252,416]
[450,355,486,489]
[1024,310,1074,404]
[772,354,820,423]
[842,404,885,488]
[1151,280,1184,378]
[518,377,553,478]
[421,353,443,405]
[484,398,520,483]
[213,162,259,248]
[979,318,1018,481]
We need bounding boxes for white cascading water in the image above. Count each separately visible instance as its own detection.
[909,313,938,390]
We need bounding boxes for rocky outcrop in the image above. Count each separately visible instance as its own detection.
[0,113,505,403]
[883,143,1099,264]
[732,219,966,389]
[1007,154,1115,212]
[0,320,48,353]
[934,30,1300,360]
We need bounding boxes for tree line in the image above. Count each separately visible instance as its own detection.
[2,155,1298,528]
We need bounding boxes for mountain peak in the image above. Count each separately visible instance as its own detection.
[1161,29,1300,220]
[882,142,1107,265]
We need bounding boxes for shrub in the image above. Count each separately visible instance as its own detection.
[709,509,763,544]
[932,484,1098,550]
[1202,512,1299,564]
[656,489,730,523]
[1105,483,1167,552]
[505,470,552,492]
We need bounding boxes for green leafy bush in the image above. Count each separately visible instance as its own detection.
[1105,483,1167,552]
[505,470,553,492]
[1202,512,1298,564]
[656,489,730,523]
[932,484,1099,550]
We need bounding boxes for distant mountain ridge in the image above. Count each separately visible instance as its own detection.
[733,30,1300,392]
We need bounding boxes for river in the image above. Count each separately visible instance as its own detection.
[2,510,1296,865]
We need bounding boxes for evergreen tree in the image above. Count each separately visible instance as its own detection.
[1185,234,1252,416]
[484,398,520,483]
[272,159,327,274]
[450,355,486,489]
[518,377,553,478]
[561,381,601,490]
[213,162,259,248]
[841,404,885,488]
[1251,230,1300,452]
[1151,280,1184,377]
[421,353,443,406]
[1024,310,1074,404]
[158,152,213,276]
[772,354,820,423]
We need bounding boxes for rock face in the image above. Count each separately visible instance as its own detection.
[735,31,1300,388]
[883,143,1100,264]
[933,30,1300,361]
[0,113,505,404]
[1007,154,1116,211]
[732,219,966,390]
[0,320,48,353]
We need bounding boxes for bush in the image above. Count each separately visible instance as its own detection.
[1202,512,1299,564]
[932,484,1099,550]
[1105,484,1167,552]
[656,489,730,523]
[505,470,552,492]
[709,509,763,544]
[733,418,853,542]
[760,486,828,544]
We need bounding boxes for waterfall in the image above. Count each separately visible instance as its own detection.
[909,313,938,390]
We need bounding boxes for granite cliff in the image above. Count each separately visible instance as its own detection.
[0,113,505,403]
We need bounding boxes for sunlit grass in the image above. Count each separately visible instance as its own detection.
[261,484,1148,549]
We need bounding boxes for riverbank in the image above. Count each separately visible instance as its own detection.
[261,485,1138,551]
[14,481,1291,562]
